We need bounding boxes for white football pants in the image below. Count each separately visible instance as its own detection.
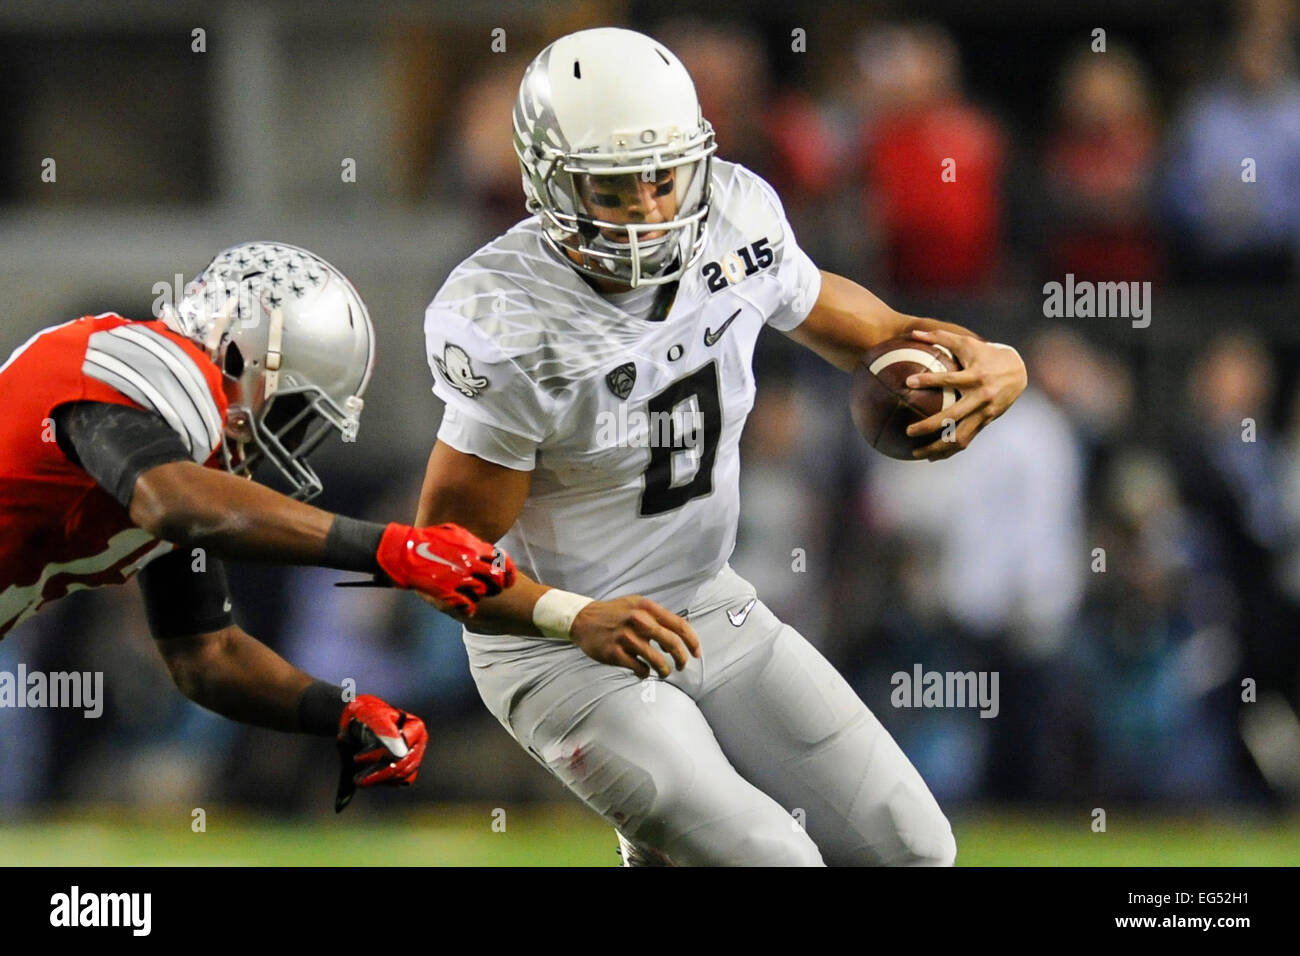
[465,565,956,866]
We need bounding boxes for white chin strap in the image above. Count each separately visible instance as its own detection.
[263,307,284,400]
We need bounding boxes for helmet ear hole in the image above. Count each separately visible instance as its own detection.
[223,342,245,378]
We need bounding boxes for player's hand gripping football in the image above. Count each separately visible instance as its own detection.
[569,595,702,679]
[376,522,516,615]
[334,694,429,812]
[902,329,1027,460]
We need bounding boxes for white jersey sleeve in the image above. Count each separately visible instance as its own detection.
[732,170,822,332]
[424,305,552,471]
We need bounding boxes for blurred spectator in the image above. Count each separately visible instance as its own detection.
[856,23,1007,292]
[1027,328,1135,504]
[654,19,774,176]
[1182,332,1283,551]
[441,55,535,238]
[866,383,1086,800]
[1172,331,1297,795]
[1074,450,1242,801]
[1163,5,1300,283]
[653,16,853,270]
[1278,384,1300,604]
[1042,47,1163,282]
[869,386,1085,657]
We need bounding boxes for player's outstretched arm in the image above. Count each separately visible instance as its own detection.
[785,270,1027,458]
[55,402,512,613]
[159,629,428,812]
[415,440,701,678]
[139,550,427,811]
[155,623,330,732]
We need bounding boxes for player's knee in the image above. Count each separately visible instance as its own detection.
[895,811,957,867]
[833,792,957,866]
[701,809,823,866]
[737,827,824,867]
[656,794,824,866]
[911,821,957,867]
[935,827,958,867]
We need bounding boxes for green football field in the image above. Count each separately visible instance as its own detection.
[2,806,1297,865]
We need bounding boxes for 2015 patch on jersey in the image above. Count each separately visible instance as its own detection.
[701,237,775,294]
[433,343,489,397]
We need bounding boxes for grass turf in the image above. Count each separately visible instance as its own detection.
[1,806,1296,866]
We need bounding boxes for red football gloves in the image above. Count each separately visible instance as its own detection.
[335,694,429,812]
[376,522,516,615]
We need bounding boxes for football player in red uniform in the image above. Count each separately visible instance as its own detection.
[0,241,516,810]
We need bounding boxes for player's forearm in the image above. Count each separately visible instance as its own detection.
[158,626,333,733]
[131,461,379,571]
[899,315,981,341]
[415,442,539,631]
[444,571,549,637]
[789,271,980,371]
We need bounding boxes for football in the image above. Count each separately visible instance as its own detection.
[850,336,962,460]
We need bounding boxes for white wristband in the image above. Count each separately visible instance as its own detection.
[532,588,594,641]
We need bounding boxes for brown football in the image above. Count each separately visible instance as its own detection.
[851,337,962,460]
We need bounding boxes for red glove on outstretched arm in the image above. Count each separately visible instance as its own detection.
[376,523,516,615]
[335,694,429,812]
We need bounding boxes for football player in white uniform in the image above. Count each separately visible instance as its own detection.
[416,28,1027,865]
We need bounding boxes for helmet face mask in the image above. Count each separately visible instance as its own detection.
[565,154,714,285]
[514,28,717,288]
[223,385,362,502]
[162,241,374,502]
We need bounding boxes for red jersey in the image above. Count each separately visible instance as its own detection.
[862,101,1006,291]
[0,313,228,637]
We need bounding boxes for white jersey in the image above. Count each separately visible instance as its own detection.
[424,160,821,634]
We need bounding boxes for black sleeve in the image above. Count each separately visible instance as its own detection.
[137,547,236,640]
[55,401,194,508]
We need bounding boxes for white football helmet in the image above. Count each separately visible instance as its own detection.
[160,241,375,501]
[513,27,717,287]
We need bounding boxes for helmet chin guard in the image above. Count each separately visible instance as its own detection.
[514,28,717,288]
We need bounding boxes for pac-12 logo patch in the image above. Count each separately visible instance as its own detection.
[433,343,489,397]
[605,362,636,400]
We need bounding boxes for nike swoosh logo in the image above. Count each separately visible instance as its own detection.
[726,597,757,627]
[414,542,462,570]
[704,309,741,347]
